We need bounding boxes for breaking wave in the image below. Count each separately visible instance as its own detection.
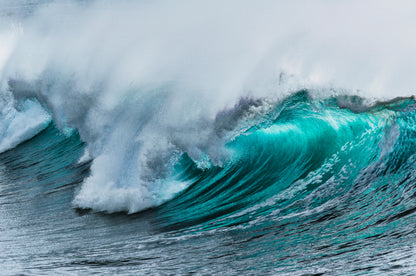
[4,2,416,274]
[1,0,416,216]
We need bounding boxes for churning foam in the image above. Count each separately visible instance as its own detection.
[1,0,416,212]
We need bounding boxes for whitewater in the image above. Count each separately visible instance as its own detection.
[2,0,416,275]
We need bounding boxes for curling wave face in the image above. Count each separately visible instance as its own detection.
[157,93,416,230]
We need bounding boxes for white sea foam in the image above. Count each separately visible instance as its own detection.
[1,0,416,212]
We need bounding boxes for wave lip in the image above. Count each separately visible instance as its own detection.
[0,98,51,153]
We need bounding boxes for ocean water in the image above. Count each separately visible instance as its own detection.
[2,1,416,275]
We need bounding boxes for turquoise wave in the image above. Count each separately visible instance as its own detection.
[157,92,416,234]
[3,91,416,274]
